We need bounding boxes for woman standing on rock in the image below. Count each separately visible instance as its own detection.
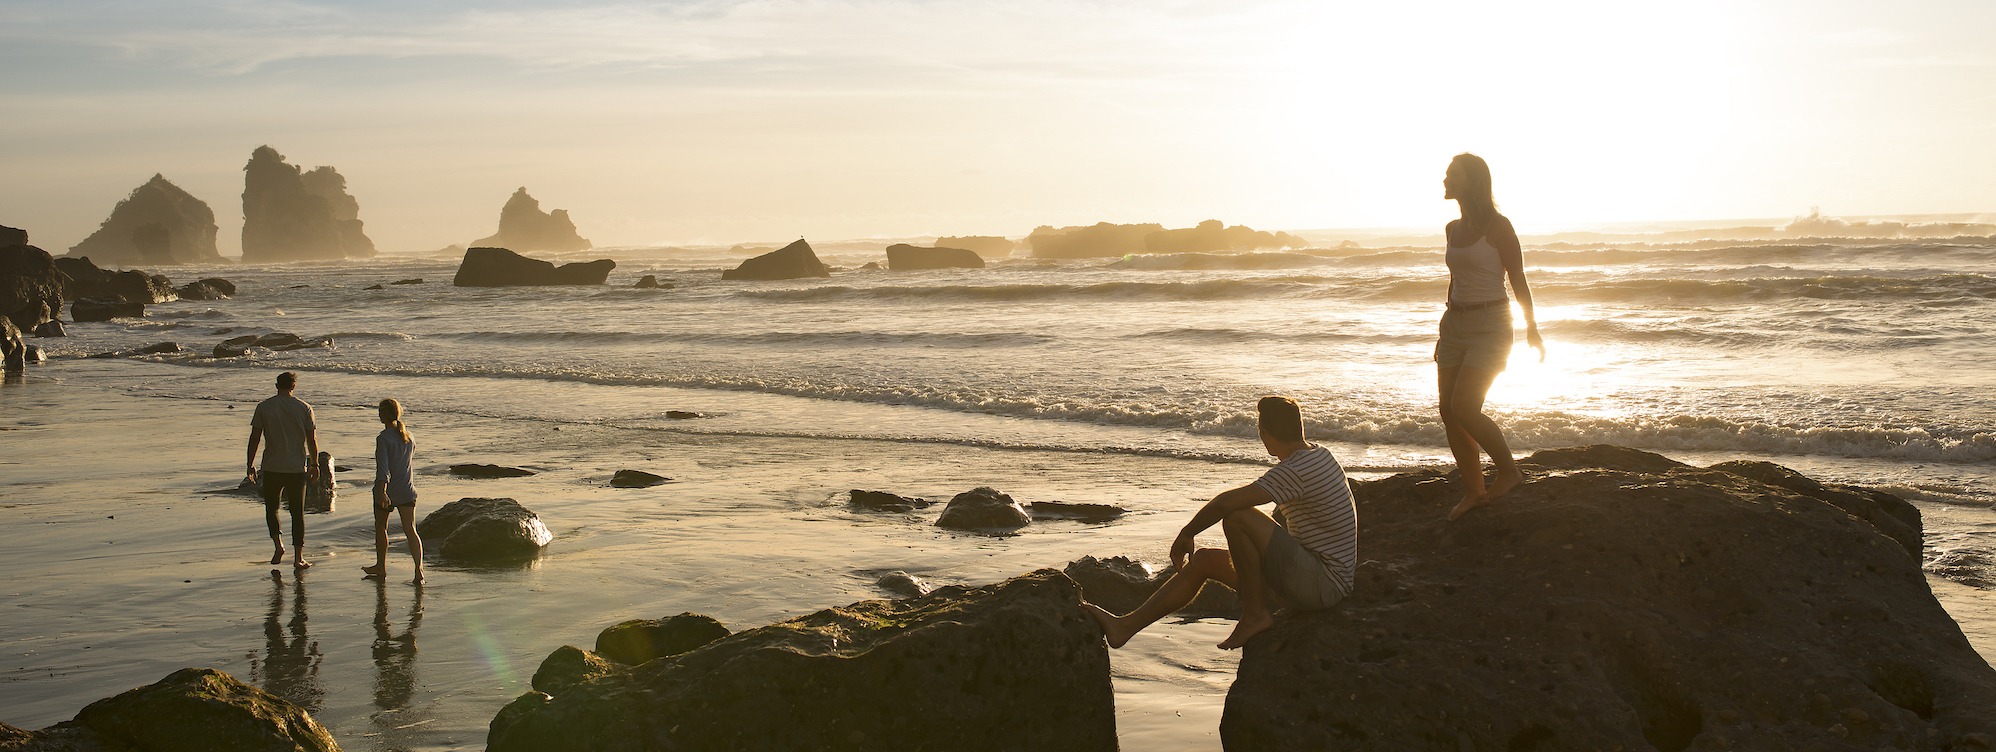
[1436,153,1543,520]
[364,398,424,583]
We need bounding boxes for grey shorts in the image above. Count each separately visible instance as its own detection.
[1434,305,1513,373]
[1261,525,1347,611]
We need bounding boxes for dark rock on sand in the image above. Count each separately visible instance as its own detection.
[0,242,65,331]
[1220,445,1996,751]
[71,299,144,322]
[594,614,730,666]
[136,342,181,355]
[451,247,614,287]
[449,464,535,479]
[721,239,829,281]
[486,569,1114,752]
[871,570,935,598]
[1030,500,1127,522]
[934,486,1030,531]
[53,257,176,304]
[363,284,384,290]
[417,497,553,563]
[68,174,223,264]
[884,243,984,270]
[610,470,669,488]
[849,489,930,513]
[0,667,339,752]
[33,321,64,338]
[241,145,376,263]
[663,410,703,420]
[530,646,619,696]
[472,188,592,253]
[390,278,423,285]
[1063,555,1238,618]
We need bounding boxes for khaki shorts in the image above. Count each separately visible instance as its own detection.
[1261,525,1347,611]
[1434,305,1513,373]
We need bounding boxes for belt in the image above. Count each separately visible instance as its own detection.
[1446,298,1509,312]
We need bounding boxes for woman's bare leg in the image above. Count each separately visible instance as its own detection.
[1447,366,1522,519]
[1439,366,1487,514]
[362,505,389,577]
[398,506,424,584]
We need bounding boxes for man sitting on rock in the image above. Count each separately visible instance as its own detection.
[1084,396,1356,649]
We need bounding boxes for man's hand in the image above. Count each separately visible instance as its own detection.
[305,466,319,484]
[1169,531,1197,571]
[244,467,257,485]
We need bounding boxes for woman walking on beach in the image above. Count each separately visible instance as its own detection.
[364,399,424,583]
[1436,153,1543,520]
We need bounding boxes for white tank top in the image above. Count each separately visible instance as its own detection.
[1446,236,1507,304]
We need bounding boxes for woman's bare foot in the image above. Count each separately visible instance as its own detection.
[411,572,425,585]
[292,559,313,570]
[361,564,386,578]
[270,547,285,566]
[1217,611,1275,650]
[1081,602,1133,649]
[1448,491,1489,521]
[1488,467,1526,499]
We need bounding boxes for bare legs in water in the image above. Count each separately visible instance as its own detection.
[1439,365,1525,520]
[361,501,424,584]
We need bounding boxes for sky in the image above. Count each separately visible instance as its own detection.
[2,0,1993,255]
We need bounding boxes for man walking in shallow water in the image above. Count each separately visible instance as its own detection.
[247,371,320,569]
[1084,396,1356,650]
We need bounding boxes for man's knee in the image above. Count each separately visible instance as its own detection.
[1185,547,1231,576]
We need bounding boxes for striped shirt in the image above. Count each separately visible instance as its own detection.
[1252,444,1357,595]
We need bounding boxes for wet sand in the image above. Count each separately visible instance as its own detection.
[2,359,1989,750]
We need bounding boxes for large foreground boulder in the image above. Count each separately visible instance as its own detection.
[721,239,829,281]
[0,667,339,752]
[0,241,65,331]
[934,486,1030,531]
[67,174,223,264]
[451,247,614,287]
[471,188,591,253]
[1221,446,1996,751]
[416,497,553,563]
[884,243,984,270]
[487,569,1114,752]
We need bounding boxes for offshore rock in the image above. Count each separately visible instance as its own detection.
[175,278,234,301]
[67,174,222,264]
[241,146,376,262]
[1142,219,1307,254]
[1221,446,1996,751]
[0,242,65,331]
[934,486,1030,531]
[849,489,930,513]
[633,275,671,289]
[33,321,65,338]
[451,247,613,287]
[1029,500,1127,522]
[593,614,730,666]
[471,188,591,253]
[53,257,175,304]
[1027,220,1304,258]
[935,235,1015,258]
[417,498,553,563]
[0,667,339,752]
[884,243,984,270]
[71,299,145,323]
[721,239,829,281]
[486,569,1115,752]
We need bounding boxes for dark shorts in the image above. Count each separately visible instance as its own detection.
[1261,525,1347,611]
[260,471,306,505]
[1435,305,1513,373]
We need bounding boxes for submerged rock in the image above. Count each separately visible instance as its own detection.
[0,667,339,752]
[451,247,614,287]
[849,489,930,513]
[68,174,223,264]
[610,470,669,488]
[240,145,376,263]
[594,613,730,666]
[1220,446,1996,751]
[870,570,935,598]
[417,497,553,563]
[934,486,1030,531]
[71,299,145,322]
[1029,500,1126,522]
[32,321,65,338]
[633,274,670,289]
[663,410,703,420]
[363,284,384,290]
[472,188,591,253]
[390,278,422,285]
[486,569,1114,752]
[135,342,181,355]
[884,243,984,270]
[721,239,829,281]
[0,241,67,331]
[449,464,535,479]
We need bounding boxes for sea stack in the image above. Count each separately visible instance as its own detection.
[240,145,377,263]
[67,175,222,264]
[472,188,592,253]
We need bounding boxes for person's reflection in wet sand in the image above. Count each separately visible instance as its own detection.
[371,577,422,711]
[248,570,324,711]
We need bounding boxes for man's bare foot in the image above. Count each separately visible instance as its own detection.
[1081,602,1133,649]
[1488,467,1526,499]
[292,559,313,570]
[361,564,386,578]
[1218,612,1275,650]
[1448,491,1489,521]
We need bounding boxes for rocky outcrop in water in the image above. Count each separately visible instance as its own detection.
[486,569,1114,752]
[54,257,175,305]
[934,486,1030,531]
[174,278,235,301]
[0,239,65,330]
[884,243,984,270]
[1220,446,1996,751]
[240,146,376,263]
[1027,220,1306,258]
[71,299,146,323]
[721,239,829,281]
[1143,219,1306,254]
[1,318,23,373]
[471,188,591,253]
[451,248,614,287]
[936,235,1015,258]
[0,667,339,751]
[67,174,222,264]
[417,498,553,563]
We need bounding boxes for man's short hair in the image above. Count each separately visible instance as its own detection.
[276,372,297,390]
[1257,396,1304,442]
